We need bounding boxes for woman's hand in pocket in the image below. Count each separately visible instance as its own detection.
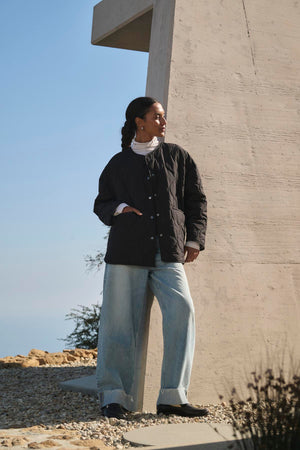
[122,206,143,215]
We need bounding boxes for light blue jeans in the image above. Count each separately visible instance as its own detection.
[96,248,195,411]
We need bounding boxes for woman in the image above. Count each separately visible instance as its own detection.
[94,97,207,419]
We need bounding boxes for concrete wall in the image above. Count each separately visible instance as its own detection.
[143,0,300,409]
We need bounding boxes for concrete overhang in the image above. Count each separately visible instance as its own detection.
[91,0,154,52]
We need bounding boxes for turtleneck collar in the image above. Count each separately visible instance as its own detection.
[131,136,160,156]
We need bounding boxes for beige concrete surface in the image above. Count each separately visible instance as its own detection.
[60,373,97,396]
[92,0,153,51]
[145,0,175,108]
[124,423,236,447]
[91,0,300,411]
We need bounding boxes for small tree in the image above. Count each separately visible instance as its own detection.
[84,250,105,273]
[60,249,105,349]
[62,303,101,349]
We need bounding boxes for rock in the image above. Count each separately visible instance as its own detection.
[0,356,27,369]
[21,358,40,368]
[49,434,74,440]
[0,348,97,368]
[108,418,117,425]
[38,353,68,365]
[89,349,97,359]
[0,437,12,447]
[12,436,30,446]
[65,355,77,362]
[38,440,57,448]
[70,439,107,447]
[66,349,97,359]
[28,349,49,358]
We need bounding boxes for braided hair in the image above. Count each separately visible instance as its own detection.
[121,97,158,151]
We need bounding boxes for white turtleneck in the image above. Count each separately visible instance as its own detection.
[131,136,160,155]
[114,137,199,251]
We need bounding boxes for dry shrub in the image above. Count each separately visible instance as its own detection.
[220,366,300,449]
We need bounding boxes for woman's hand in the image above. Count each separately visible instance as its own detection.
[184,246,200,263]
[122,206,143,215]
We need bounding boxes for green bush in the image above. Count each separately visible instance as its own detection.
[60,303,101,349]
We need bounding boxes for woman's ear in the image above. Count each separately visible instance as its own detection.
[135,117,144,129]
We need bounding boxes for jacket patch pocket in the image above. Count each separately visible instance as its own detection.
[115,212,139,226]
[109,212,142,248]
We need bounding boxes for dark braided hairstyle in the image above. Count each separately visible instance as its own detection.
[121,96,158,151]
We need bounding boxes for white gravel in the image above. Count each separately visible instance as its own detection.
[0,362,232,448]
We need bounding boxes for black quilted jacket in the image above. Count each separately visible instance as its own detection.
[93,142,207,266]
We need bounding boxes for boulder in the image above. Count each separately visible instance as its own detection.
[28,349,49,358]
[66,348,96,358]
[0,348,97,368]
[21,358,40,368]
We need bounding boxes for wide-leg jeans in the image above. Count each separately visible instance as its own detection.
[96,249,195,411]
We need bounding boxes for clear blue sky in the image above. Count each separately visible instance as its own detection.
[0,1,149,357]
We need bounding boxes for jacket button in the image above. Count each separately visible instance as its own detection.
[150,236,154,240]
[148,196,152,200]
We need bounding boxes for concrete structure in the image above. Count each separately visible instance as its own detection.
[63,0,300,411]
[124,423,238,448]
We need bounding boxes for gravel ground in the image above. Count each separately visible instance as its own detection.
[0,362,233,448]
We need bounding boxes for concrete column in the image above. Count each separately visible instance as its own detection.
[145,0,175,108]
[153,0,300,406]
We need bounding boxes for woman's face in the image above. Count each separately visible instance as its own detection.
[136,102,167,141]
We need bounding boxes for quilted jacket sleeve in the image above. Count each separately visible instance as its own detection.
[184,153,207,251]
[93,163,120,226]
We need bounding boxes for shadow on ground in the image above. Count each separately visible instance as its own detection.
[0,366,104,429]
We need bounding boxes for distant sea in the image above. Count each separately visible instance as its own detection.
[0,314,75,358]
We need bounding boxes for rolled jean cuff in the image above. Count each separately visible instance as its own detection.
[99,389,134,411]
[157,387,188,405]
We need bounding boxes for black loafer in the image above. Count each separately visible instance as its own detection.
[157,403,209,417]
[101,403,127,419]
